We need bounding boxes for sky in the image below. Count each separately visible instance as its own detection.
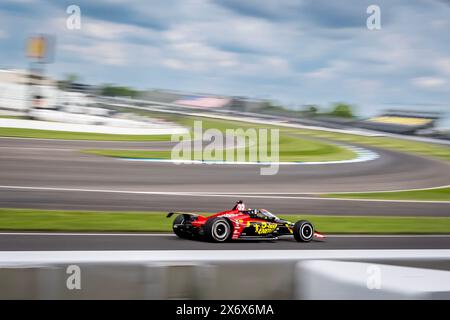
[0,0,449,113]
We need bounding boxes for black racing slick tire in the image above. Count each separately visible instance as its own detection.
[204,217,232,242]
[172,215,189,239]
[293,220,314,242]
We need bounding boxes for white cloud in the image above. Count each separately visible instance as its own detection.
[48,16,162,67]
[49,17,158,42]
[304,60,350,79]
[304,67,334,79]
[80,19,158,41]
[161,59,186,70]
[163,40,239,72]
[61,42,127,66]
[411,77,448,90]
[2,0,36,3]
[2,0,450,105]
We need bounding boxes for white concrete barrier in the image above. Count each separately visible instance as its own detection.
[295,260,450,300]
[0,250,449,299]
[1,249,450,265]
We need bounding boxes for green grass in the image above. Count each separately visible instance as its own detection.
[83,134,355,162]
[0,115,27,119]
[137,110,450,162]
[0,127,171,141]
[301,215,450,234]
[0,112,356,162]
[194,115,450,162]
[82,117,356,162]
[0,208,449,234]
[0,209,170,232]
[121,110,450,162]
[1,109,448,162]
[84,111,356,162]
[82,141,354,162]
[324,186,450,201]
[276,134,354,161]
[283,127,450,162]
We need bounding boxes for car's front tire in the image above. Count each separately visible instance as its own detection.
[204,217,232,242]
[293,220,314,242]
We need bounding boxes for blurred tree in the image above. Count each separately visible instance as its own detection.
[57,73,80,90]
[303,105,319,116]
[66,73,79,84]
[100,84,139,98]
[329,103,354,118]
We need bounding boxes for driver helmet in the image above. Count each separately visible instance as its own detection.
[234,200,246,211]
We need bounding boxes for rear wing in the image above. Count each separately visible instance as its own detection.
[167,212,199,218]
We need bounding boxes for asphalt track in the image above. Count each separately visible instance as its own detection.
[0,137,449,217]
[0,232,449,251]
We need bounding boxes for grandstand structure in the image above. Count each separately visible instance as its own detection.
[0,68,59,111]
[140,88,270,111]
[357,110,441,134]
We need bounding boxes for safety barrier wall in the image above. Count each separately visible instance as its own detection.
[1,250,450,299]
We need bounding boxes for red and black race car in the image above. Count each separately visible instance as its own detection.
[167,202,325,242]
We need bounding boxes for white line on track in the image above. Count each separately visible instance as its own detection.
[0,185,449,204]
[0,232,449,238]
[123,144,379,166]
[313,184,450,195]
[183,193,450,204]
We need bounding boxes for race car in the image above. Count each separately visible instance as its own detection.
[167,203,324,242]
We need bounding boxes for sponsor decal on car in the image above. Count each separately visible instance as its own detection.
[246,221,278,235]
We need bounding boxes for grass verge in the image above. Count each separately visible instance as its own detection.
[125,109,450,162]
[284,127,450,162]
[0,127,171,141]
[0,208,449,234]
[83,135,355,163]
[0,115,27,119]
[82,117,356,162]
[185,116,450,162]
[1,112,448,162]
[323,186,450,201]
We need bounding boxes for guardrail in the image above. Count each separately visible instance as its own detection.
[1,250,450,299]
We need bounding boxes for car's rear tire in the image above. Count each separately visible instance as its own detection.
[204,217,232,242]
[293,220,314,242]
[173,215,189,239]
